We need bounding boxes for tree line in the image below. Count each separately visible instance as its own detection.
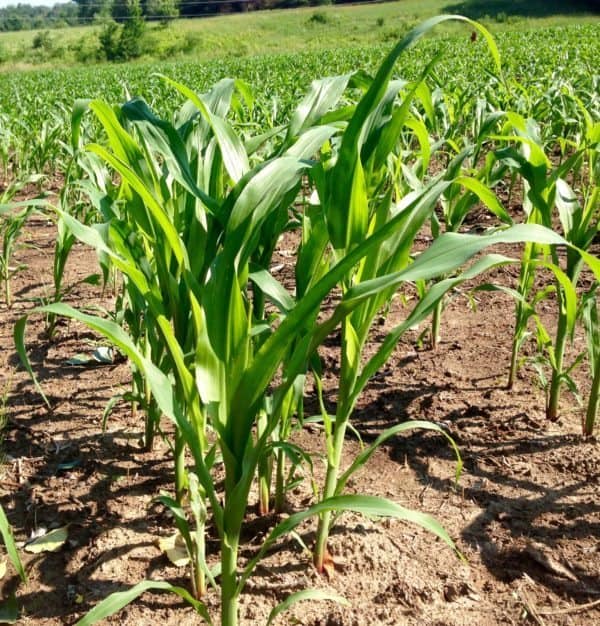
[1,0,598,33]
[0,0,355,32]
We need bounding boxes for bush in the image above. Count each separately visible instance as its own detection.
[70,36,98,63]
[308,10,328,24]
[98,13,145,61]
[32,30,52,51]
[119,14,145,59]
[98,20,121,60]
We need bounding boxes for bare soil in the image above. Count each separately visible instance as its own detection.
[1,215,599,626]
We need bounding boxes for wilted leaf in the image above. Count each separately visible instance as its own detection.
[0,560,6,580]
[65,347,113,366]
[24,526,68,554]
[158,533,190,567]
[93,347,114,363]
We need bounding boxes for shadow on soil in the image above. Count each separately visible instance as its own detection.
[0,398,185,620]
[351,381,600,601]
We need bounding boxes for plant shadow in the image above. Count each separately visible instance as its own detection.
[349,373,600,603]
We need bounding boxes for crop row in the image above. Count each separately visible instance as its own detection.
[1,16,599,626]
[0,22,598,184]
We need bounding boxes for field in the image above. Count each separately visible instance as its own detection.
[1,2,599,625]
[0,0,598,69]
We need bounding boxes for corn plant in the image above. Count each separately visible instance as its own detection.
[0,504,26,584]
[496,110,599,418]
[0,203,34,308]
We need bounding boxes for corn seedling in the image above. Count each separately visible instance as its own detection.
[496,110,599,418]
[0,203,34,308]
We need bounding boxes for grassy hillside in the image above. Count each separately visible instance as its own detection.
[0,0,598,70]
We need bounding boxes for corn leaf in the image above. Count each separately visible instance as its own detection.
[240,494,459,593]
[267,589,349,626]
[0,505,26,583]
[74,580,211,626]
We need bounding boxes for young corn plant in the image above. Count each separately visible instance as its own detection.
[496,111,599,417]
[305,14,512,572]
[0,503,27,585]
[425,96,510,349]
[0,204,34,308]
[0,396,27,618]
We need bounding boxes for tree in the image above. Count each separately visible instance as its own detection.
[98,0,146,61]
[74,0,112,21]
[143,0,179,23]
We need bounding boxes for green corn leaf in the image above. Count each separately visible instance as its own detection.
[347,254,515,407]
[533,260,578,338]
[249,266,295,314]
[120,98,218,213]
[267,589,349,626]
[555,177,580,240]
[0,505,26,583]
[203,254,248,366]
[51,206,160,314]
[74,580,211,626]
[284,125,339,159]
[326,14,502,249]
[240,494,459,594]
[415,80,435,128]
[70,98,91,152]
[225,156,306,266]
[88,100,144,174]
[160,75,250,183]
[87,144,189,269]
[454,175,512,225]
[398,224,565,282]
[14,303,223,531]
[286,74,350,142]
[228,180,449,461]
[336,420,462,497]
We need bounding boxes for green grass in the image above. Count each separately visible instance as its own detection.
[0,0,597,70]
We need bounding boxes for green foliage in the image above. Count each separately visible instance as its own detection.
[145,0,179,24]
[32,30,52,50]
[98,20,121,60]
[119,13,145,59]
[309,10,329,24]
[98,7,146,62]
[0,504,26,584]
[3,7,600,625]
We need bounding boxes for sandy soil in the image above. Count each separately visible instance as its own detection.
[1,214,599,626]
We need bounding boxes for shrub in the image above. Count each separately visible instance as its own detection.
[309,10,328,24]
[98,20,121,60]
[32,30,52,51]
